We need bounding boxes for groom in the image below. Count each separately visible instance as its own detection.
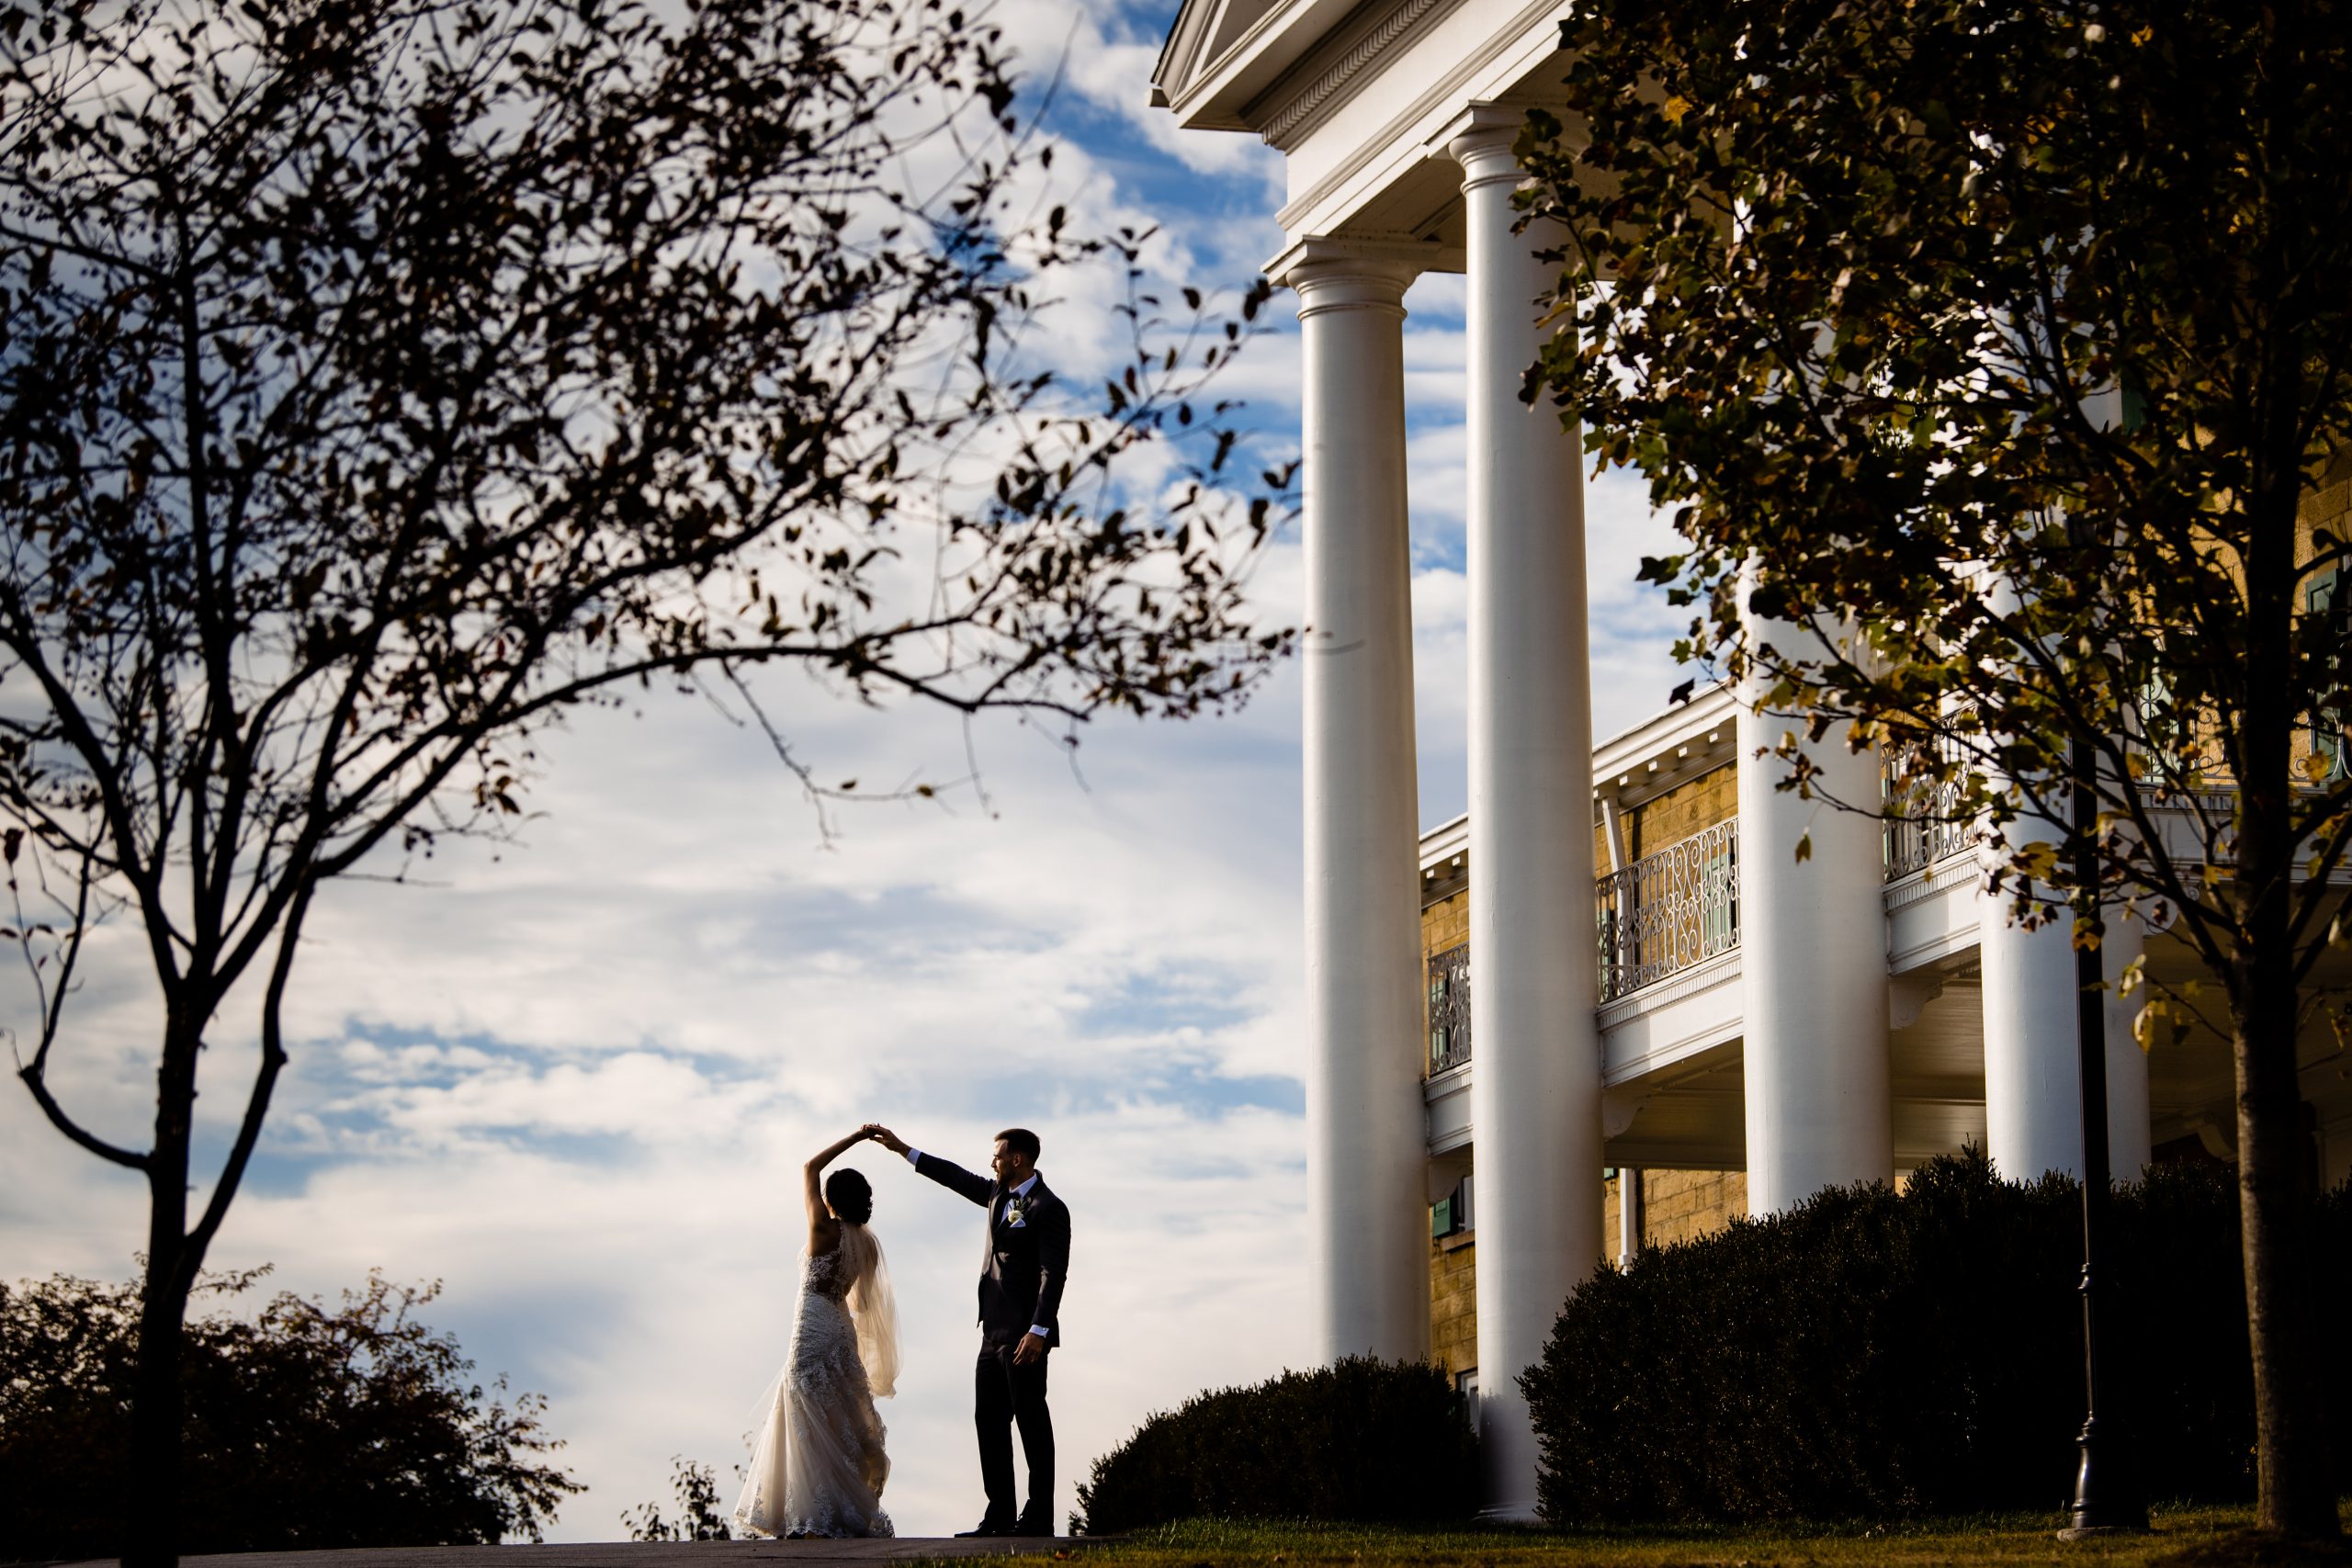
[867,1123,1069,1538]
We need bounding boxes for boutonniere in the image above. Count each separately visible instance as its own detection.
[1004,1197,1027,1225]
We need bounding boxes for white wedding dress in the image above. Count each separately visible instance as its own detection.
[732,1224,900,1539]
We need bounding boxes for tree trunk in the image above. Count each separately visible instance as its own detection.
[2231,485,2340,1535]
[2232,938,2337,1536]
[122,1010,204,1568]
[124,1232,189,1568]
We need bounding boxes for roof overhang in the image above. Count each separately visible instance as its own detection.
[1153,0,1376,134]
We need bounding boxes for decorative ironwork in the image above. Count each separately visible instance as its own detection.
[1426,942,1471,1073]
[1595,818,1739,1002]
[1884,732,1973,880]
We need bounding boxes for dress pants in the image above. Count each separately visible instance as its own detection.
[975,1339,1052,1524]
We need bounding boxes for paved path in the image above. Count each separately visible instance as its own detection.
[60,1540,1102,1568]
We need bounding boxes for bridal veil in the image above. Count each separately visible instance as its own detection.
[837,1222,901,1397]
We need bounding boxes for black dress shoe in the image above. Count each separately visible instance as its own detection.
[1010,1513,1056,1537]
[955,1518,1012,1538]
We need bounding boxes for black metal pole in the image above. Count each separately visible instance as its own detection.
[2058,728,2146,1539]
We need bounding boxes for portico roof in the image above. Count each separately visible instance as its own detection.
[1150,0,1364,132]
[1156,0,1587,263]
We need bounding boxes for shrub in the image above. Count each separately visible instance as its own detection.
[624,1456,740,1540]
[1078,1356,1476,1532]
[0,1268,580,1557]
[1523,1152,2351,1523]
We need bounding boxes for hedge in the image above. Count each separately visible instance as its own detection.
[1078,1356,1477,1532]
[1524,1153,2352,1523]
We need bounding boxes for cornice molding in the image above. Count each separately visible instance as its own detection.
[1418,811,1469,866]
[1256,0,1452,147]
[1273,0,1566,238]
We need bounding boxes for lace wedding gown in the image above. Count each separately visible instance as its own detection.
[732,1224,900,1539]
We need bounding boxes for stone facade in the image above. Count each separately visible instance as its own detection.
[1627,761,1737,860]
[2298,447,2351,552]
[1604,1168,1749,1253]
[1432,1168,1747,1376]
[1429,1233,1477,1379]
[1421,887,1468,961]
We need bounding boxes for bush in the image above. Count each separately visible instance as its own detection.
[1078,1356,1476,1532]
[0,1268,581,1558]
[1524,1152,2352,1523]
[624,1456,741,1540]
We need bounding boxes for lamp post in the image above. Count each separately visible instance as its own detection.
[2056,725,2146,1540]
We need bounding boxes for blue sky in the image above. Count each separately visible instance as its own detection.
[0,0,1689,1540]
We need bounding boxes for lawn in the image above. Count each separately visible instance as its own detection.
[1022,1506,2352,1567]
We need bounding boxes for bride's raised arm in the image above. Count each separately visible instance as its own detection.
[804,1128,876,1229]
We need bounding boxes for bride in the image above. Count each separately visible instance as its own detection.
[733,1128,901,1539]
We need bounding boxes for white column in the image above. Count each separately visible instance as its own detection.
[1981,837,2154,1181]
[1284,244,1430,1364]
[1617,1168,1643,1269]
[1450,112,1603,1524]
[1736,595,1893,1213]
[2104,911,2153,1179]
[1980,812,2085,1180]
[1970,533,2152,1185]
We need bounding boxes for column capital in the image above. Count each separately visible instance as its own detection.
[1442,103,1532,187]
[1267,236,1425,313]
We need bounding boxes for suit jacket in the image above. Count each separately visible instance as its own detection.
[914,1154,1070,1348]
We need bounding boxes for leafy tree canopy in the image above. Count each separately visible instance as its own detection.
[1520,0,2352,1535]
[1525,0,2352,938]
[0,1267,581,1556]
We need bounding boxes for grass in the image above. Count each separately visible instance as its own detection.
[996,1505,2352,1568]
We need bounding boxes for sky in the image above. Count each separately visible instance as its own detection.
[0,0,1690,1541]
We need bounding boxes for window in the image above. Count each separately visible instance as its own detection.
[2312,562,2347,782]
[1430,1175,1474,1239]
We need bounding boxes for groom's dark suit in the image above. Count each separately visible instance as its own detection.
[914,1153,1070,1529]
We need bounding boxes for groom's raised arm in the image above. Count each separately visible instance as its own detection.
[910,1150,993,1207]
[865,1124,994,1206]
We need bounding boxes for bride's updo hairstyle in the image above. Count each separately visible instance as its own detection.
[825,1168,874,1225]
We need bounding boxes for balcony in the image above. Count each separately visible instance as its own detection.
[1596,818,1738,1002]
[1884,747,1971,880]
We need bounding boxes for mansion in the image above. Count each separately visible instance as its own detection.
[1148,0,2352,1522]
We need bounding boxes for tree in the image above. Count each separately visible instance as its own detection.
[0,1267,580,1555]
[0,3,1287,1562]
[1520,0,2352,1538]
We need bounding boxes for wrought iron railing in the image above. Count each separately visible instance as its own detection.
[1426,942,1471,1072]
[1885,735,2267,879]
[1884,732,1973,879]
[1595,818,1739,1001]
